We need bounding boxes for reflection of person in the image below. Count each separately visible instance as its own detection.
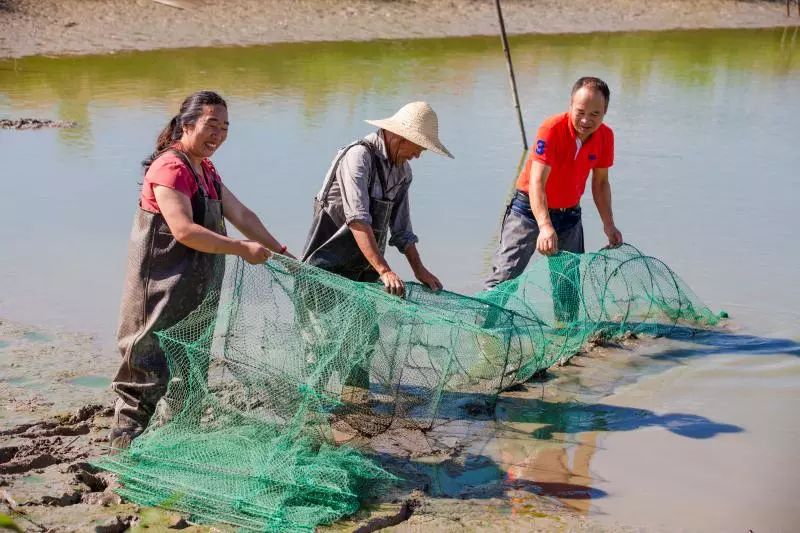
[300,102,452,401]
[498,400,603,515]
[111,91,294,449]
[484,77,623,320]
[504,430,599,515]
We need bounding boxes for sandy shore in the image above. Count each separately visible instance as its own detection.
[1,0,797,59]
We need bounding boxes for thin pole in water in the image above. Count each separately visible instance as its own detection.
[494,0,528,150]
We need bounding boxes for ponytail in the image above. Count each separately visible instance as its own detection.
[142,115,181,171]
[141,90,227,172]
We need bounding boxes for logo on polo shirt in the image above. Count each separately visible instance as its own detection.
[535,140,546,155]
[589,154,597,161]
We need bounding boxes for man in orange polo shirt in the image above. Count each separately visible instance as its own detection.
[485,77,623,319]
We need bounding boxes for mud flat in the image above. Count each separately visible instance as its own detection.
[0,119,77,130]
[1,0,796,59]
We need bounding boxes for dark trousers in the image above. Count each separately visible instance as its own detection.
[485,190,584,323]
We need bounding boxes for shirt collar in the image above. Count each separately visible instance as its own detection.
[365,130,391,162]
[565,112,578,142]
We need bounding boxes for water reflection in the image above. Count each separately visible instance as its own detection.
[384,383,743,515]
[379,326,792,515]
[500,399,743,440]
[1,28,797,151]
[494,393,741,514]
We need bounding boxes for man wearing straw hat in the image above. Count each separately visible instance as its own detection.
[299,102,452,415]
[301,101,453,294]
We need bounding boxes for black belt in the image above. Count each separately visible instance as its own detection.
[513,190,580,213]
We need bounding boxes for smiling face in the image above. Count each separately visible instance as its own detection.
[569,87,607,141]
[181,104,229,160]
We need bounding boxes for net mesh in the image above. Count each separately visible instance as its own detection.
[95,244,724,531]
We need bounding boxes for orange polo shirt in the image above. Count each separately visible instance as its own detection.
[516,112,614,208]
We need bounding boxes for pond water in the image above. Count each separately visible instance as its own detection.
[1,27,798,531]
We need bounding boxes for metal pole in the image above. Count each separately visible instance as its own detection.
[494,0,528,150]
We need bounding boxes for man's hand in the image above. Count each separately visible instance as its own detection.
[379,270,405,297]
[414,266,443,292]
[604,224,623,248]
[536,224,558,255]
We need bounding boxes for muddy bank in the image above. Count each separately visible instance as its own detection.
[1,318,640,531]
[0,401,223,532]
[0,119,77,130]
[0,0,797,59]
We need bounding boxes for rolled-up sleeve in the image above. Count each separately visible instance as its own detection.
[338,146,373,226]
[388,187,419,253]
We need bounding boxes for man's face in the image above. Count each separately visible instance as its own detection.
[395,138,426,165]
[569,88,607,139]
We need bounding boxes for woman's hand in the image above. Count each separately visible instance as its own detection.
[239,240,272,264]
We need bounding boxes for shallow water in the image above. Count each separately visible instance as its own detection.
[67,375,112,389]
[1,28,799,530]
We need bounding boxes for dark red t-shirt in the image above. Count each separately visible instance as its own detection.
[516,112,614,208]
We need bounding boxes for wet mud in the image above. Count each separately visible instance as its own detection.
[0,119,77,130]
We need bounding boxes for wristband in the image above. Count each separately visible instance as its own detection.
[278,244,287,255]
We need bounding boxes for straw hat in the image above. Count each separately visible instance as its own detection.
[365,102,454,159]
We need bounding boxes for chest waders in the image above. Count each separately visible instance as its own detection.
[298,142,394,432]
[301,141,392,283]
[111,150,226,441]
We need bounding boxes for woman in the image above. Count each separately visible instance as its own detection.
[110,91,293,449]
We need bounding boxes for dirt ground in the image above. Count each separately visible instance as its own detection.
[0,0,797,59]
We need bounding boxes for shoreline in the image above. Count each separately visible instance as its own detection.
[1,0,798,59]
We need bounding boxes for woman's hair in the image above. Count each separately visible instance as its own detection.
[143,90,227,170]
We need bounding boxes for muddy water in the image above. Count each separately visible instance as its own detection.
[1,28,799,531]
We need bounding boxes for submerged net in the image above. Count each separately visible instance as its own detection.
[95,244,724,531]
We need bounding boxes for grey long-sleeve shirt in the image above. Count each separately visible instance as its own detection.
[316,130,419,252]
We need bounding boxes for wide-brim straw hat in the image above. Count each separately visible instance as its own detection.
[365,101,454,159]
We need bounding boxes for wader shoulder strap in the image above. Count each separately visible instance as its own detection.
[167,149,224,221]
[169,149,210,199]
[318,140,388,205]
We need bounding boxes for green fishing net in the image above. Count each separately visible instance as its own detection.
[95,244,724,531]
